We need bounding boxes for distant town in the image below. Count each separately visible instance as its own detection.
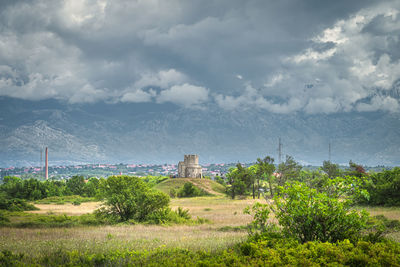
[0,162,241,180]
[0,161,388,180]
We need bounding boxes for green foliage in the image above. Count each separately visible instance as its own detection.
[277,155,302,185]
[357,167,400,206]
[273,181,370,243]
[226,164,252,199]
[365,215,400,242]
[2,236,400,266]
[0,211,110,228]
[239,237,400,266]
[65,175,86,196]
[175,207,191,220]
[98,175,170,222]
[255,156,275,198]
[177,182,207,198]
[322,160,342,178]
[140,175,169,187]
[0,193,38,211]
[347,160,368,178]
[214,175,226,186]
[244,202,279,236]
[83,177,100,197]
[169,188,177,198]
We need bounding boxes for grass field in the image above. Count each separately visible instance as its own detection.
[0,196,263,258]
[154,178,226,196]
[1,195,400,261]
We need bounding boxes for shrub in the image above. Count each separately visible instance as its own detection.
[72,200,81,206]
[97,175,170,222]
[177,182,207,197]
[1,237,400,266]
[0,195,38,211]
[273,182,369,243]
[175,207,191,220]
[169,188,177,198]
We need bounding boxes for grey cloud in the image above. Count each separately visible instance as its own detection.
[0,0,397,114]
[157,83,209,108]
[219,1,400,114]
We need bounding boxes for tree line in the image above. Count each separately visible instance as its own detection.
[222,155,400,206]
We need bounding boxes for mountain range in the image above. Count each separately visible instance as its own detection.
[1,97,399,167]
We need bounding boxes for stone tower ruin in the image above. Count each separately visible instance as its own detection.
[178,155,202,178]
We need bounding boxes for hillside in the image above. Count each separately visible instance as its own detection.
[154,178,226,196]
[1,97,400,167]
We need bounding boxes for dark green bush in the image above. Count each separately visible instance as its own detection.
[0,194,38,211]
[177,182,207,198]
[357,167,400,206]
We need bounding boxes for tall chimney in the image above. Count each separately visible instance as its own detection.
[45,147,48,180]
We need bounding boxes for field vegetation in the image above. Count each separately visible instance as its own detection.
[1,157,400,265]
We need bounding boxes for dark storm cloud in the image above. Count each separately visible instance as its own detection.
[0,0,398,112]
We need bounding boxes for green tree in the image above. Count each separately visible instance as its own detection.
[347,160,367,178]
[66,176,86,196]
[98,175,170,222]
[322,160,341,179]
[226,164,249,199]
[277,155,302,186]
[255,156,275,198]
[358,167,400,206]
[84,177,100,197]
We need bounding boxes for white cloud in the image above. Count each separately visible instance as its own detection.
[304,97,340,114]
[134,69,187,89]
[157,83,209,108]
[215,84,304,113]
[356,95,399,112]
[120,89,156,103]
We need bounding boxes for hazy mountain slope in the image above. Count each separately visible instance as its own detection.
[0,97,399,166]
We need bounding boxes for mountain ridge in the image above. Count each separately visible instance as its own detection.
[0,97,399,167]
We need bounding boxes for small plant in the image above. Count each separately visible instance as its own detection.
[175,207,191,220]
[72,200,81,206]
[169,188,177,198]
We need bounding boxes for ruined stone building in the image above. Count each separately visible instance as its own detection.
[178,155,202,178]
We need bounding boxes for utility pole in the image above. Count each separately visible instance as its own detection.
[278,138,283,164]
[45,147,48,180]
[329,142,331,162]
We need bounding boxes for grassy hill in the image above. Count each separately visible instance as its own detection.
[154,178,226,196]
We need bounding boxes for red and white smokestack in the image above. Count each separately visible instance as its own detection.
[45,147,48,180]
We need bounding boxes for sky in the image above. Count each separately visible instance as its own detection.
[1,0,399,114]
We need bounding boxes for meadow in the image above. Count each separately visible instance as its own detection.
[0,196,259,257]
[1,195,400,261]
[1,168,400,265]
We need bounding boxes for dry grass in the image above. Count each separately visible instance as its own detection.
[0,196,265,256]
[27,202,102,215]
[0,224,246,256]
[359,206,400,221]
[2,197,400,258]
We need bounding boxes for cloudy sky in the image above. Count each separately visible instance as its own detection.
[0,0,399,114]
